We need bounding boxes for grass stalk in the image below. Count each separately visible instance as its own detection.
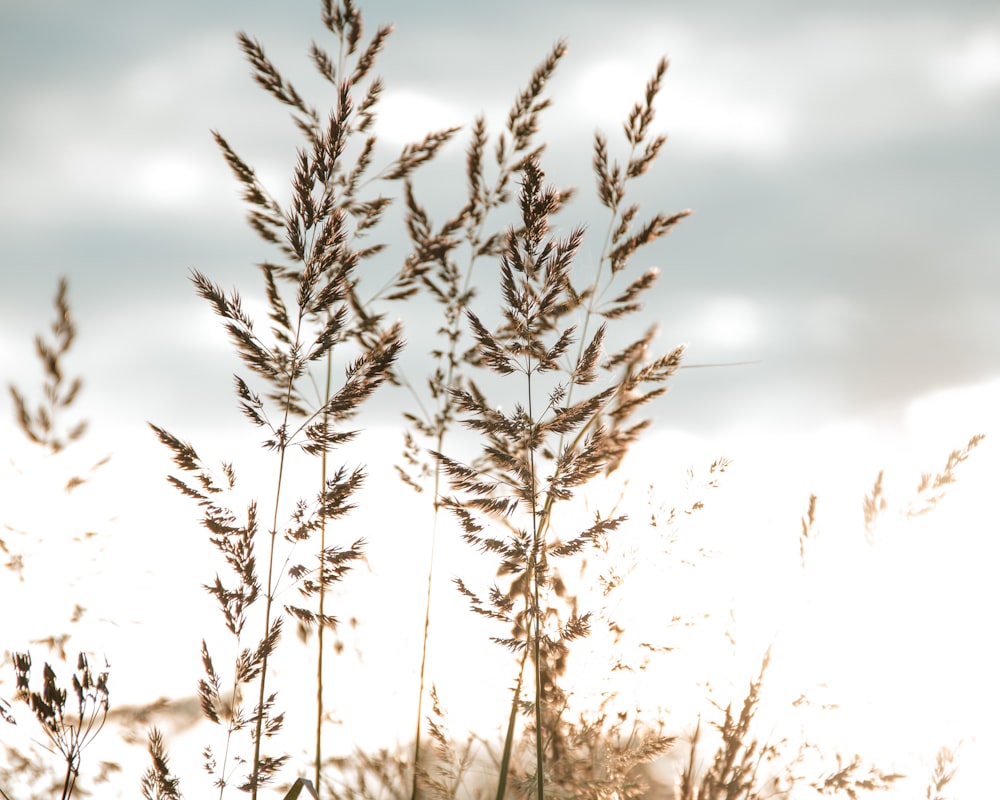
[248,279,309,799]
[495,648,529,800]
[403,44,567,798]
[314,346,334,792]
[525,361,545,800]
[249,450,287,799]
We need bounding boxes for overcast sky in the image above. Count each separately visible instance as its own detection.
[2,1,999,796]
[2,0,998,439]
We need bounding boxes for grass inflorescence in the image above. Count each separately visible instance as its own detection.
[1,1,987,799]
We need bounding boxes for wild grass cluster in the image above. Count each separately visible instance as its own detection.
[1,1,984,798]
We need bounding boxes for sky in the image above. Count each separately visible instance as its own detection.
[2,0,999,432]
[2,0,999,797]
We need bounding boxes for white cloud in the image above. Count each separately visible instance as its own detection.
[130,150,213,209]
[561,17,999,160]
[374,89,467,145]
[902,375,1000,455]
[930,29,1000,98]
[666,85,794,159]
[570,58,794,159]
[572,59,649,126]
[0,33,244,222]
[691,295,765,351]
[1,139,222,217]
[117,36,233,113]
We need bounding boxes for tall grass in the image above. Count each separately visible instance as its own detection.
[1,1,987,799]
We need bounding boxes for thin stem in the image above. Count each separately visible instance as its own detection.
[410,503,440,800]
[60,758,78,800]
[565,138,638,411]
[410,144,512,800]
[496,644,529,800]
[217,657,242,800]
[250,345,299,798]
[525,359,545,800]
[315,346,334,792]
[250,445,286,800]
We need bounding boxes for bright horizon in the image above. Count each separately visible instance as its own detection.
[2,377,996,796]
